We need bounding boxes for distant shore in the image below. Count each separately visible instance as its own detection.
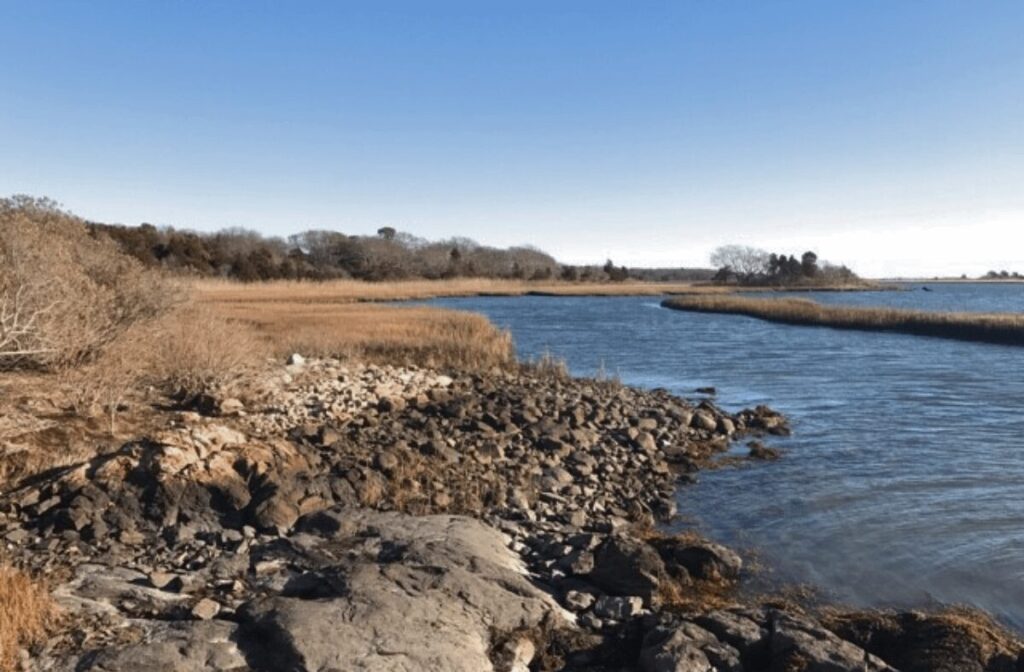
[662,294,1024,346]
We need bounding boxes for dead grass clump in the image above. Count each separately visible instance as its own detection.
[0,196,180,370]
[143,305,266,400]
[62,304,265,429]
[663,294,1024,346]
[0,564,55,670]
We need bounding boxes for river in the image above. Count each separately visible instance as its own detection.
[429,283,1024,628]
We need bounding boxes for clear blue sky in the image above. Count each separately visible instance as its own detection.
[2,1,1022,276]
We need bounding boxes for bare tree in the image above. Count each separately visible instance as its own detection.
[710,245,770,283]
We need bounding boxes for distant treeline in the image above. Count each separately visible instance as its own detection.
[982,270,1022,280]
[709,245,860,286]
[87,221,713,283]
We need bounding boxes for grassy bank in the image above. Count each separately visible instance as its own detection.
[210,299,516,371]
[193,277,718,303]
[662,295,1024,346]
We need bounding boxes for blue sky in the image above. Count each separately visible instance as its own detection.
[2,1,1022,276]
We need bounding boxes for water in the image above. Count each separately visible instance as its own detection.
[428,284,1024,627]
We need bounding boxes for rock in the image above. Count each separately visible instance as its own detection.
[236,509,567,672]
[639,623,715,672]
[634,431,657,452]
[192,597,221,620]
[287,353,305,366]
[593,595,644,620]
[691,410,718,432]
[73,621,245,670]
[564,590,596,612]
[770,612,894,671]
[748,440,781,460]
[655,538,742,583]
[219,398,245,416]
[587,536,668,606]
[253,496,300,534]
[148,571,179,591]
[718,417,736,436]
[694,610,766,659]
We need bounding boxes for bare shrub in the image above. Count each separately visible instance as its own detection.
[0,196,179,370]
[0,564,54,671]
[61,304,265,427]
[146,305,265,399]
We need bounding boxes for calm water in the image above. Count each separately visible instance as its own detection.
[429,284,1024,627]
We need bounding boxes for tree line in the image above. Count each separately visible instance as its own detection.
[86,220,718,283]
[87,222,570,282]
[709,244,859,286]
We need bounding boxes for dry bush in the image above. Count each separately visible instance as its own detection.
[64,304,265,419]
[0,564,54,670]
[0,196,179,370]
[142,305,266,399]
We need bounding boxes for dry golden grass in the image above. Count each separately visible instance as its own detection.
[663,295,1024,346]
[191,278,718,373]
[0,564,54,670]
[210,299,515,371]
[193,277,715,304]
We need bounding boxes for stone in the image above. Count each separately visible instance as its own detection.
[639,623,722,672]
[593,595,643,620]
[236,509,567,672]
[587,536,667,605]
[564,590,596,612]
[191,597,221,620]
[74,621,245,670]
[769,612,894,671]
[287,353,305,366]
[691,410,718,432]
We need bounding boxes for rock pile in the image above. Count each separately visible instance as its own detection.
[2,358,1020,671]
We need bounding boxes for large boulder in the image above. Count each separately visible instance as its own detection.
[236,509,569,672]
[586,536,669,606]
[769,612,895,672]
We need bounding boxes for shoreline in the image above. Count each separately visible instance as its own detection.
[662,294,1024,347]
[193,277,889,306]
[3,355,1020,669]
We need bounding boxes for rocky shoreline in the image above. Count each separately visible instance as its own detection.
[2,358,1021,671]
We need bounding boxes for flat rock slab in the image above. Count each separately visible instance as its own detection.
[56,509,568,672]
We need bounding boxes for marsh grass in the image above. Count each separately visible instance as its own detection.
[0,564,54,671]
[662,295,1024,346]
[193,277,713,304]
[208,299,516,371]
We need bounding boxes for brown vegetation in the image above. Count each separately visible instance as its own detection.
[662,294,1024,346]
[0,564,54,671]
[210,299,515,372]
[824,607,1024,672]
[0,196,178,370]
[194,277,711,303]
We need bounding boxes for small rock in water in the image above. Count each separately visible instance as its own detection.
[695,386,717,395]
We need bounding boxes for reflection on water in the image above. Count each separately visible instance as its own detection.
[429,284,1024,628]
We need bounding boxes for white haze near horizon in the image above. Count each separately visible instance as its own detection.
[551,209,1024,279]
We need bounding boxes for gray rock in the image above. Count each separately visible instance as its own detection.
[75,620,245,671]
[770,612,895,672]
[237,509,567,672]
[587,536,667,605]
[594,595,644,620]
